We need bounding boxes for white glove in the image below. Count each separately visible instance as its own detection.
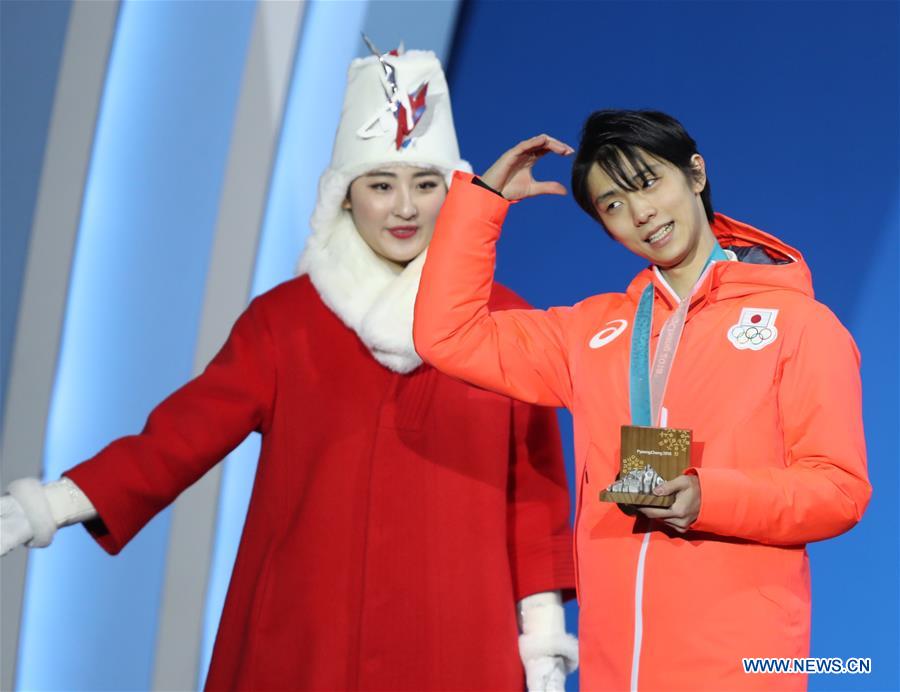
[0,477,97,556]
[517,591,578,692]
[523,654,568,692]
[1,494,35,555]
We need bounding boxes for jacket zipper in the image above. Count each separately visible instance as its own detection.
[630,532,652,691]
[573,463,588,599]
[629,403,669,689]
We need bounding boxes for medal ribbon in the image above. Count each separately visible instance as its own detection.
[629,244,729,427]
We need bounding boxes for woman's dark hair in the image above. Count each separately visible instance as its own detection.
[571,110,714,226]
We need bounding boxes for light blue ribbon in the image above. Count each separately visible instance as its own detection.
[629,244,728,426]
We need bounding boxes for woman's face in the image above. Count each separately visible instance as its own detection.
[343,165,447,265]
[586,152,711,271]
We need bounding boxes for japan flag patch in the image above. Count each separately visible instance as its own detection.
[728,308,779,351]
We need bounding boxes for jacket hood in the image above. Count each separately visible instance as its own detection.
[626,213,814,310]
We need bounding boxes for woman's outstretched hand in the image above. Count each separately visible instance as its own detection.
[481,134,574,201]
[0,494,34,556]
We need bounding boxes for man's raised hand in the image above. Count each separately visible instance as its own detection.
[481,134,574,201]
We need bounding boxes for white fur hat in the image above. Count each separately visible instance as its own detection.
[309,48,472,235]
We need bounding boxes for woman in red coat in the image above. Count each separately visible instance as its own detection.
[0,48,577,691]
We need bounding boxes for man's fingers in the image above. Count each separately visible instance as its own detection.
[638,474,699,532]
[665,513,693,530]
[637,505,676,520]
[664,520,689,534]
[515,134,574,157]
[638,494,689,520]
[516,134,552,152]
[637,506,690,530]
[652,474,691,497]
[652,481,677,497]
[531,181,568,197]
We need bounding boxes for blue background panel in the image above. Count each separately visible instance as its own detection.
[0,0,72,425]
[16,2,255,689]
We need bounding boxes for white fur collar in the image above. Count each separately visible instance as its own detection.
[297,211,424,373]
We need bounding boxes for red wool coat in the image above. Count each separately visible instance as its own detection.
[65,275,575,691]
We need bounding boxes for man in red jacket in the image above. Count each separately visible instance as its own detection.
[414,111,870,690]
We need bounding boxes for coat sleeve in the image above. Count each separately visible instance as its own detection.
[506,398,576,601]
[691,305,870,545]
[414,172,576,409]
[64,298,277,554]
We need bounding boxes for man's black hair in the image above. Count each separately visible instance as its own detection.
[571,110,714,226]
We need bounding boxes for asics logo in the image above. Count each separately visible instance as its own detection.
[589,319,628,349]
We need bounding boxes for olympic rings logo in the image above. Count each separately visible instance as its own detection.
[730,325,774,347]
[727,308,779,351]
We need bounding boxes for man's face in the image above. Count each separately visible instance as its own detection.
[586,151,710,271]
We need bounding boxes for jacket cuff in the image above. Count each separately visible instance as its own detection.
[690,467,748,535]
[448,170,511,228]
[64,463,128,554]
[511,533,576,602]
[472,175,505,198]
